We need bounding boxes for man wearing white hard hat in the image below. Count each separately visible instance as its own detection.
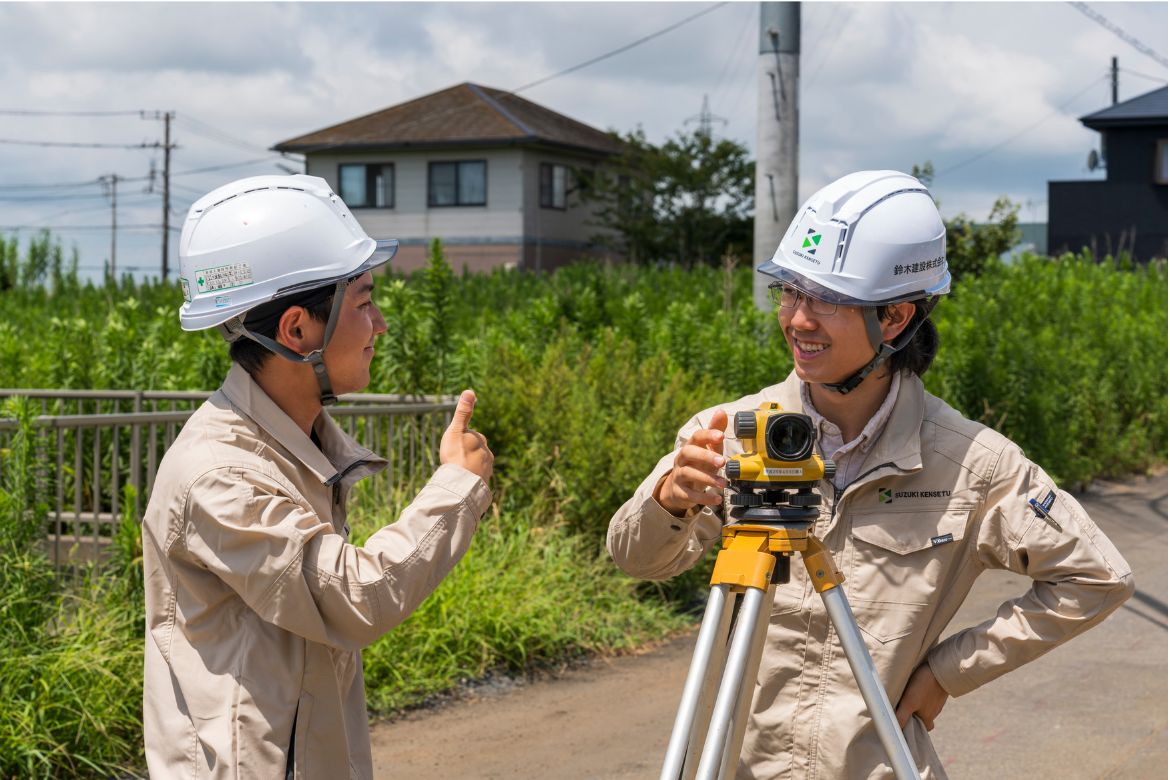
[608,171,1133,778]
[142,175,493,778]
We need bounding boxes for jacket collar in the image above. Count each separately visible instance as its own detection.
[219,364,386,486]
[761,370,924,475]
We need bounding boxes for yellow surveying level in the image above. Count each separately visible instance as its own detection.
[660,405,918,780]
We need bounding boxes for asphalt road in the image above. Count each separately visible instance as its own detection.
[370,472,1167,779]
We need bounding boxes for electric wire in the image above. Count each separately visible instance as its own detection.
[804,3,849,89]
[176,114,273,155]
[712,5,759,120]
[936,74,1109,177]
[511,2,730,94]
[288,3,734,154]
[1067,2,1168,68]
[0,178,106,191]
[1119,67,1169,84]
[0,138,165,149]
[710,3,756,106]
[0,109,146,116]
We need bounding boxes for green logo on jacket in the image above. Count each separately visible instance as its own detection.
[878,488,893,504]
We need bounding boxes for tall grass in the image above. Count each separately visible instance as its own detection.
[0,240,1165,776]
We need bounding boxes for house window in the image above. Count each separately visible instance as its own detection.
[338,164,394,208]
[1156,139,1167,185]
[428,160,487,206]
[540,163,567,209]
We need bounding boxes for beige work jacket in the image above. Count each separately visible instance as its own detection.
[142,365,490,779]
[608,371,1133,779]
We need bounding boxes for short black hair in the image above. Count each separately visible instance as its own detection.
[876,299,940,377]
[229,285,335,377]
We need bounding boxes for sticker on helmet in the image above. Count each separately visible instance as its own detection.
[194,262,255,293]
[180,277,192,302]
[214,295,231,308]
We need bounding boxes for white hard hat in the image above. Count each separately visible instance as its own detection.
[757,170,949,305]
[178,174,397,331]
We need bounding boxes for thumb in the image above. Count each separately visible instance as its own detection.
[448,389,476,432]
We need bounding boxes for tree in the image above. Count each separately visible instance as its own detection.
[912,161,1021,279]
[578,127,754,267]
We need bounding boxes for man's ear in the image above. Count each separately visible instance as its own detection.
[275,306,310,354]
[881,302,917,343]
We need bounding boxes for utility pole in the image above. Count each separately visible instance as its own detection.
[99,174,120,278]
[1110,56,1119,104]
[142,110,177,280]
[753,2,800,311]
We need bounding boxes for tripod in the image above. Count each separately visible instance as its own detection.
[660,488,918,780]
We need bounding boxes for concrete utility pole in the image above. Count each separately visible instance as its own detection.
[753,2,800,311]
[100,174,120,277]
[142,110,176,280]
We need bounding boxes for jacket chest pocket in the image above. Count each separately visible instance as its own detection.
[846,507,971,643]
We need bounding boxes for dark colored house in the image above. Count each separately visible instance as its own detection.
[1048,86,1167,261]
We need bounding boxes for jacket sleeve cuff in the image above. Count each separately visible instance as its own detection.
[428,463,492,519]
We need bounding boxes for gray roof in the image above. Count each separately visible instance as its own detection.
[1080,86,1167,130]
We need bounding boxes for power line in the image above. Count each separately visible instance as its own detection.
[1120,67,1169,84]
[1068,2,1168,68]
[711,2,756,100]
[0,109,146,116]
[936,74,1109,176]
[0,178,106,191]
[170,156,290,177]
[0,137,167,149]
[176,114,272,155]
[512,2,729,94]
[805,4,850,88]
[284,1,734,155]
[0,223,164,231]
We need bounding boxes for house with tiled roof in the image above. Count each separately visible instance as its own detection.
[1048,86,1167,261]
[273,83,624,272]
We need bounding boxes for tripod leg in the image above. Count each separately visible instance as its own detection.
[694,585,767,780]
[661,585,733,780]
[716,584,774,780]
[821,587,919,780]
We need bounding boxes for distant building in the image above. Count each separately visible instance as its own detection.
[1047,86,1167,261]
[273,83,624,273]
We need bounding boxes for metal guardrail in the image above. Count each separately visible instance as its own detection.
[0,389,457,569]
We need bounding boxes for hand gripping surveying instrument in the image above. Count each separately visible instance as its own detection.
[660,403,919,780]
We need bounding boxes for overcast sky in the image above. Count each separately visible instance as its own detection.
[1,1,1166,281]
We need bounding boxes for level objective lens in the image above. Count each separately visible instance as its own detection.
[765,414,814,461]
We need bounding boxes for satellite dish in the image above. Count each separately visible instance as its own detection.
[1088,149,1101,171]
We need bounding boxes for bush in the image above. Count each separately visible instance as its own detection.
[0,237,1165,776]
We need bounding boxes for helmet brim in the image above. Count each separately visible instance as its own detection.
[759,264,950,306]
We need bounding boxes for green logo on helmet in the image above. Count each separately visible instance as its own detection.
[802,230,822,253]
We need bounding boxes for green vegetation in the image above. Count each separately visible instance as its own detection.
[0,229,1166,776]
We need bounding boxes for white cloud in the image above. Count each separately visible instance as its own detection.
[0,1,1164,278]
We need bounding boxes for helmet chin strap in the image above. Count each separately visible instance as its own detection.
[221,279,350,406]
[822,298,937,395]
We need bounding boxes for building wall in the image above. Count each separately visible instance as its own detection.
[1048,122,1168,261]
[1047,179,1167,260]
[304,145,622,273]
[306,148,525,271]
[517,148,614,271]
[1102,125,1167,184]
